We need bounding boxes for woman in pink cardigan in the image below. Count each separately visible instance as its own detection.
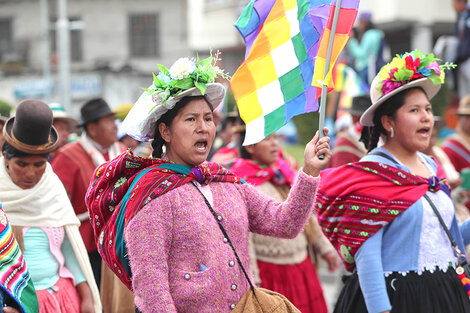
[86,56,331,312]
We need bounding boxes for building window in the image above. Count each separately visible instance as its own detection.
[129,14,159,57]
[0,18,13,56]
[50,16,83,62]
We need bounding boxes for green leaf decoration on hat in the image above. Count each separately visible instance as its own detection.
[144,51,230,113]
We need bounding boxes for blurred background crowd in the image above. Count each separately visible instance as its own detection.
[2,0,470,311]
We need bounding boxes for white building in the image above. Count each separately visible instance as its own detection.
[359,0,456,55]
[188,0,457,73]
[0,0,190,116]
[0,0,460,115]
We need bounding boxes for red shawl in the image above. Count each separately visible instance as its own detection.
[86,151,242,289]
[223,155,297,187]
[316,161,449,271]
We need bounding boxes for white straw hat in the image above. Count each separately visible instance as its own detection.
[122,83,225,141]
[122,53,228,142]
[360,50,452,127]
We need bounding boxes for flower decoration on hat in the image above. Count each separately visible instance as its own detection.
[143,51,230,113]
[377,50,456,97]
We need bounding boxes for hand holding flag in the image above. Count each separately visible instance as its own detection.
[231,0,360,145]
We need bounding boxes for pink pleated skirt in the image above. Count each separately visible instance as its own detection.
[36,277,80,313]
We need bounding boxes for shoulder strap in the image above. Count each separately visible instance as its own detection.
[190,181,256,294]
[422,194,467,263]
[422,194,457,248]
[369,152,464,260]
[368,151,397,164]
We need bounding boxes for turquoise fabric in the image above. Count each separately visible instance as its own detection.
[116,162,193,277]
[347,29,384,71]
[23,228,85,290]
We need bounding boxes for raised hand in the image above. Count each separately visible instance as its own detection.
[303,127,331,177]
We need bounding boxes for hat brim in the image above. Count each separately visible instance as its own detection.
[3,117,59,154]
[340,107,364,116]
[53,115,79,131]
[456,109,470,116]
[78,112,115,127]
[122,83,226,142]
[360,78,441,127]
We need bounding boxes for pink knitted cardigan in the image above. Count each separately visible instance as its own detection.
[125,170,319,312]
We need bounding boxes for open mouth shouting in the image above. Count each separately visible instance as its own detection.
[195,140,209,153]
[417,126,431,138]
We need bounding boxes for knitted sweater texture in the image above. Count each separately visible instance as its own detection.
[125,170,319,313]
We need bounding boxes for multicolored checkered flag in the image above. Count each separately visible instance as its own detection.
[231,0,359,145]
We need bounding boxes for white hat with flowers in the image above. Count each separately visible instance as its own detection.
[360,50,456,127]
[122,52,228,141]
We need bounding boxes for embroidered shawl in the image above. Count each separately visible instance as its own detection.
[86,151,243,289]
[222,154,297,187]
[316,161,449,272]
[0,203,38,313]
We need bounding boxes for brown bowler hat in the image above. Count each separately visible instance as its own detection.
[456,95,470,116]
[79,98,115,127]
[3,99,58,154]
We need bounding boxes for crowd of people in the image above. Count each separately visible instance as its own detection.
[2,5,470,313]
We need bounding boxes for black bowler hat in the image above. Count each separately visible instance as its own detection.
[79,98,115,127]
[3,99,58,154]
[342,95,372,116]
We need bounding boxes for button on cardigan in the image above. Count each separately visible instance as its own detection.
[125,170,319,313]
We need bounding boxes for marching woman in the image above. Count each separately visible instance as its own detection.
[315,50,470,313]
[86,54,332,312]
[0,100,101,313]
[225,129,340,313]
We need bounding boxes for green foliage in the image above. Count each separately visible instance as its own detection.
[292,112,319,145]
[430,82,451,117]
[0,99,12,118]
[281,144,305,166]
[225,88,237,113]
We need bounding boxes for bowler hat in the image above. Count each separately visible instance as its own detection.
[3,99,58,154]
[342,96,372,116]
[79,98,115,127]
[456,95,470,116]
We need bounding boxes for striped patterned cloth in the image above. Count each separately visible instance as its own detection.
[0,203,38,313]
[312,0,359,89]
[315,161,448,271]
[85,151,242,289]
[231,0,359,145]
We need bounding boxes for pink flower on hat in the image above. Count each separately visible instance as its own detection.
[427,62,441,75]
[382,79,403,96]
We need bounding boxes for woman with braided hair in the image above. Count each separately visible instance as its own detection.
[315,50,470,313]
[86,55,332,313]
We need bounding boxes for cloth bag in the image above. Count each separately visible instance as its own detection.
[192,182,301,313]
[232,287,300,313]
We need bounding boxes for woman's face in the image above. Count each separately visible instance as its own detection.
[459,115,470,136]
[385,88,434,153]
[246,133,280,167]
[160,98,216,167]
[4,154,47,189]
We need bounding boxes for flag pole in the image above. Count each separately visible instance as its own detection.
[318,0,343,159]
